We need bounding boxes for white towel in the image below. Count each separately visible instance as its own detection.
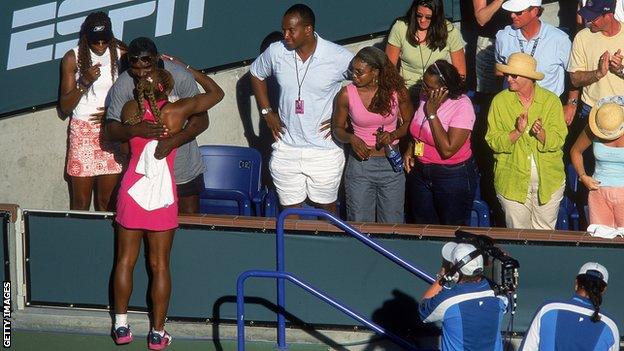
[587,224,624,239]
[128,140,174,210]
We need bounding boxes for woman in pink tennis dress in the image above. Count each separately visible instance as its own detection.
[112,65,223,350]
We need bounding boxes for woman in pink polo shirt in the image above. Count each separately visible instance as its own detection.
[332,46,414,223]
[405,59,477,225]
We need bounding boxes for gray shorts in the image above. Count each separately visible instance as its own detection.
[344,153,405,223]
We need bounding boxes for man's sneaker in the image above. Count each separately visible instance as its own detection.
[148,330,172,350]
[112,325,133,345]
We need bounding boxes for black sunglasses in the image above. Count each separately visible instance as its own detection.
[505,74,519,79]
[129,55,153,64]
[416,13,433,20]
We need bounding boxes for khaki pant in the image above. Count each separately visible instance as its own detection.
[498,159,564,230]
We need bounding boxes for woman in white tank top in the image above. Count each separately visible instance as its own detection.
[59,12,126,211]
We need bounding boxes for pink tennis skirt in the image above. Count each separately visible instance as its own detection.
[66,118,124,177]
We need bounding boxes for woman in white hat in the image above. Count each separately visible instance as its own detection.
[485,52,567,229]
[520,262,619,350]
[570,96,624,228]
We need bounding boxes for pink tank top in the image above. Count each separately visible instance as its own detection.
[346,84,399,147]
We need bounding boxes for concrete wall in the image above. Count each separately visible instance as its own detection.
[0,3,565,211]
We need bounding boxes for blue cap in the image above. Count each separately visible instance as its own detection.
[579,0,615,23]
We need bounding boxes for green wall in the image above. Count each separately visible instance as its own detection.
[23,211,624,340]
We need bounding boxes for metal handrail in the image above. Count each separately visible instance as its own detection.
[236,270,418,351]
[273,208,436,349]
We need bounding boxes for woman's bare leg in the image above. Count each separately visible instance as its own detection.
[146,229,175,330]
[113,226,143,315]
[95,173,121,211]
[70,176,95,210]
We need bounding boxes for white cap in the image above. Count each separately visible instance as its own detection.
[578,262,609,284]
[502,0,542,12]
[441,242,457,262]
[451,243,483,276]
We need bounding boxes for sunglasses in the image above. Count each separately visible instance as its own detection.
[129,55,153,64]
[505,74,519,79]
[416,13,433,20]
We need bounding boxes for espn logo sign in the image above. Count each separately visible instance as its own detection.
[7,0,205,70]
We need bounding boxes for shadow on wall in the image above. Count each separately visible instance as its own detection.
[236,31,283,187]
[363,289,439,351]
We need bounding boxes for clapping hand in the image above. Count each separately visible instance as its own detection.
[609,49,623,76]
[515,113,528,134]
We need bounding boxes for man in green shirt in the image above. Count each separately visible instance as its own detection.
[486,52,567,229]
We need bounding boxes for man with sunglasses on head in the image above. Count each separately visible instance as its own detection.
[495,0,579,126]
[106,37,209,214]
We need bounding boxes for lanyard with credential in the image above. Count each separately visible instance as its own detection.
[518,36,540,57]
[294,51,314,114]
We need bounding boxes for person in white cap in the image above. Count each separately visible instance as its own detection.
[495,0,579,125]
[571,96,624,229]
[419,242,507,350]
[486,52,567,230]
[520,262,619,350]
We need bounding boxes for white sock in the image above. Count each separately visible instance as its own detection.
[114,314,128,329]
[151,328,165,337]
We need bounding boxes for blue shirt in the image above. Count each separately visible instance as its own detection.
[594,142,624,187]
[419,280,507,351]
[495,21,571,96]
[250,34,353,149]
[520,295,620,351]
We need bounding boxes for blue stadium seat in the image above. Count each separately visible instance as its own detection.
[564,163,581,230]
[198,145,271,216]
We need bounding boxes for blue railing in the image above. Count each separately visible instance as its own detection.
[236,208,436,350]
[236,270,419,351]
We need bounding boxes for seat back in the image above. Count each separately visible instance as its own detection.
[198,145,263,215]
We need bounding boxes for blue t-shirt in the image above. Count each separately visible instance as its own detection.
[520,295,620,351]
[419,280,507,351]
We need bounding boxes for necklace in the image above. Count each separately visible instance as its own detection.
[418,40,434,81]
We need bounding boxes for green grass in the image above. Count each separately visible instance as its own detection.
[10,330,328,350]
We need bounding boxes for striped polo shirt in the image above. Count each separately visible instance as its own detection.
[520,295,620,351]
[419,280,507,351]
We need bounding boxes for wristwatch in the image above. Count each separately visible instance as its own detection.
[568,98,578,105]
[427,113,436,120]
[260,107,273,116]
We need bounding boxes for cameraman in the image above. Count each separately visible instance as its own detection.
[419,243,507,351]
[520,262,619,351]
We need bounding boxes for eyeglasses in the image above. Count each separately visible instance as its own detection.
[347,68,370,78]
[416,13,433,20]
[129,55,153,64]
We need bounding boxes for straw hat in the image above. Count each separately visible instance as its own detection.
[495,52,544,81]
[589,102,624,140]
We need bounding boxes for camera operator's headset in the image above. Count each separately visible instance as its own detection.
[442,247,485,284]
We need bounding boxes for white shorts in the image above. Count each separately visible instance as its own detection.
[269,141,345,206]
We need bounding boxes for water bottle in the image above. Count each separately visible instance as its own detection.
[377,127,403,173]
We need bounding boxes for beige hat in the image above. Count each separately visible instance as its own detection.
[496,52,544,81]
[589,102,624,140]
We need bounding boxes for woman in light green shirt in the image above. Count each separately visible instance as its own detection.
[486,53,567,230]
[385,0,466,101]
